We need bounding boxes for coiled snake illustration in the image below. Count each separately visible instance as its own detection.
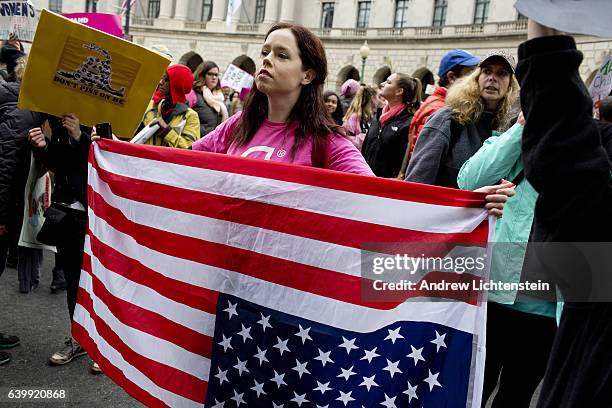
[57,43,125,97]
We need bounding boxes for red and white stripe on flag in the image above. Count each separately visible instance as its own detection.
[73,140,491,407]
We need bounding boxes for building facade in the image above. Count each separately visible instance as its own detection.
[33,0,612,91]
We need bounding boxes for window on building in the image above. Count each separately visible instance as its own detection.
[147,0,160,18]
[85,0,96,12]
[48,0,62,12]
[201,0,213,22]
[356,1,371,29]
[254,0,266,24]
[320,2,334,28]
[473,0,490,24]
[394,0,409,28]
[432,0,447,26]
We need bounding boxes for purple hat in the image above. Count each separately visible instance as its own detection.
[340,79,360,97]
[438,49,480,77]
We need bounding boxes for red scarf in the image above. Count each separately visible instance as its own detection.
[379,103,407,128]
[152,88,164,105]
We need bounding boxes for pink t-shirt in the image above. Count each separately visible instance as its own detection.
[192,111,374,176]
[343,113,366,151]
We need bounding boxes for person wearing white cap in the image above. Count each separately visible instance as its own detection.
[398,49,480,178]
[405,50,520,189]
[149,44,173,59]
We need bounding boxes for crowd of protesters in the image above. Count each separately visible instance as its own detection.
[0,17,610,408]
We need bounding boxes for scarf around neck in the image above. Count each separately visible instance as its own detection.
[379,102,407,128]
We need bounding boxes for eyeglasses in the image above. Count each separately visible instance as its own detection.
[206,72,219,77]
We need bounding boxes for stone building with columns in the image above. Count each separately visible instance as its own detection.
[33,0,612,91]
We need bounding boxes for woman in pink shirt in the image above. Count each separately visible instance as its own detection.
[192,23,372,176]
[191,23,513,215]
[342,85,378,150]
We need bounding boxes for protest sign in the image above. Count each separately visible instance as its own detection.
[0,0,37,42]
[63,13,124,38]
[130,122,159,144]
[589,55,612,117]
[18,153,55,251]
[18,10,170,137]
[220,63,254,91]
[515,0,612,38]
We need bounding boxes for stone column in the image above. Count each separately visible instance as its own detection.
[263,0,279,24]
[158,0,174,18]
[174,0,190,20]
[93,0,110,13]
[279,0,295,23]
[210,0,228,22]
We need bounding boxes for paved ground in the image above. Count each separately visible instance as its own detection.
[0,250,140,407]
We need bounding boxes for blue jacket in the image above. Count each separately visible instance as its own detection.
[457,123,555,318]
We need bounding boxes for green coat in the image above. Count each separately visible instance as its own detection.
[457,123,556,318]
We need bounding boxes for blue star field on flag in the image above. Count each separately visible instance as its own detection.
[205,294,474,407]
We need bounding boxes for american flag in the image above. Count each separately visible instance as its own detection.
[73,140,490,408]
[119,0,136,15]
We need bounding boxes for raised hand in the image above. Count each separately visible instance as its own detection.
[62,114,82,141]
[28,127,47,148]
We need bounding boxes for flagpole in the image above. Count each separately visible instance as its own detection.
[124,0,131,38]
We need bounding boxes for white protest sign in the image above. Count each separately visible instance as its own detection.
[515,0,612,38]
[0,0,37,42]
[589,55,612,117]
[221,63,254,91]
[18,153,55,251]
[130,123,160,144]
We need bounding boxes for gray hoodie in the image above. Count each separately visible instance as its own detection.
[405,106,494,188]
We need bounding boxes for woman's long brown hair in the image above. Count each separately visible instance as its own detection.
[395,73,422,115]
[229,23,344,156]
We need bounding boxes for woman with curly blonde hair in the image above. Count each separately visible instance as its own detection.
[406,51,519,188]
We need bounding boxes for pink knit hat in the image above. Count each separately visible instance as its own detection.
[340,79,360,97]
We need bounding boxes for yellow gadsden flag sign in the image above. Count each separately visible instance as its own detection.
[18,9,170,137]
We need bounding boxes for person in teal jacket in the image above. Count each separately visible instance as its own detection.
[457,118,557,408]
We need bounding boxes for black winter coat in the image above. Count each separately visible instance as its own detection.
[0,81,43,230]
[362,106,413,178]
[518,35,612,408]
[33,117,92,209]
[192,92,222,137]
